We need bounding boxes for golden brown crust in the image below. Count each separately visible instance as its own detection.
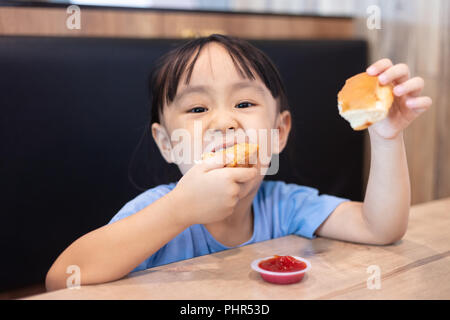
[202,143,259,167]
[376,83,394,111]
[337,72,393,113]
[337,72,394,131]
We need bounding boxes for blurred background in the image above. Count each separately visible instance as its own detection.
[0,0,448,298]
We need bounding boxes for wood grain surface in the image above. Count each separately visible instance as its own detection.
[25,197,450,300]
[0,7,353,39]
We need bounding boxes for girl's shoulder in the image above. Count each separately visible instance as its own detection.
[109,182,177,224]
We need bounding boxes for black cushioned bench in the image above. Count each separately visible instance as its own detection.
[0,36,367,291]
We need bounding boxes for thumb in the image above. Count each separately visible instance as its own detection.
[198,152,233,172]
[222,167,258,183]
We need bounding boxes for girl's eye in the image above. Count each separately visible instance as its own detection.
[188,106,207,113]
[235,102,254,109]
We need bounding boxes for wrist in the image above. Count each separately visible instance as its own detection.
[166,186,194,228]
[368,126,404,146]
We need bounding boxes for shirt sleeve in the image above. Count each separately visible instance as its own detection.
[108,184,174,224]
[275,182,350,239]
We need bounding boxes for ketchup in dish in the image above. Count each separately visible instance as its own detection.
[258,255,307,273]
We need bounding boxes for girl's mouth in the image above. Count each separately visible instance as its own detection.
[212,140,238,153]
[207,136,251,154]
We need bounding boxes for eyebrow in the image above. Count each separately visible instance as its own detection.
[173,81,267,104]
[230,81,267,97]
[173,85,211,104]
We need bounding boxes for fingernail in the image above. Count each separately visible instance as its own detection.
[366,66,376,74]
[406,99,416,107]
[394,85,404,96]
[379,74,387,84]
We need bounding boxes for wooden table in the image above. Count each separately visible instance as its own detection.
[26,197,450,300]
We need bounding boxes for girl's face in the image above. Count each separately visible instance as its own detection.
[152,43,291,175]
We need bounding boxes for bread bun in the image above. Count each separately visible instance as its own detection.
[337,72,394,130]
[202,142,258,167]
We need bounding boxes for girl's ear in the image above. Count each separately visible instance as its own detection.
[275,110,291,154]
[151,123,173,163]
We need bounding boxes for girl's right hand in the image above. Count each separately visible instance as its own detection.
[170,153,258,226]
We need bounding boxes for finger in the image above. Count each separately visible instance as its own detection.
[222,167,258,183]
[366,58,393,76]
[393,77,424,97]
[405,96,433,110]
[378,63,410,85]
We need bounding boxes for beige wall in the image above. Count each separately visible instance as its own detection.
[1,4,448,204]
[355,0,450,204]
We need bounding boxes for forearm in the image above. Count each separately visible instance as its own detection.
[363,128,411,242]
[45,190,188,291]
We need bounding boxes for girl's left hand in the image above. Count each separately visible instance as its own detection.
[366,58,432,140]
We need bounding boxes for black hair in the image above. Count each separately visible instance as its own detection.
[149,33,289,124]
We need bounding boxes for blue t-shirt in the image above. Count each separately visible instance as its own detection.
[108,180,349,273]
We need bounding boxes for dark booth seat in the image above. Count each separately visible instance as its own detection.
[0,36,367,291]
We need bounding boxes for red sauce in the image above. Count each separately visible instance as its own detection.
[258,255,307,273]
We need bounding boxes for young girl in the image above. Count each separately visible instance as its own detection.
[46,34,432,291]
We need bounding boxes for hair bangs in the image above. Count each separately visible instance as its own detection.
[149,34,289,124]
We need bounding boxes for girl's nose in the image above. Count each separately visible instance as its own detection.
[208,110,239,133]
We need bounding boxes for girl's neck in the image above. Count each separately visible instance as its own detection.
[204,186,258,247]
